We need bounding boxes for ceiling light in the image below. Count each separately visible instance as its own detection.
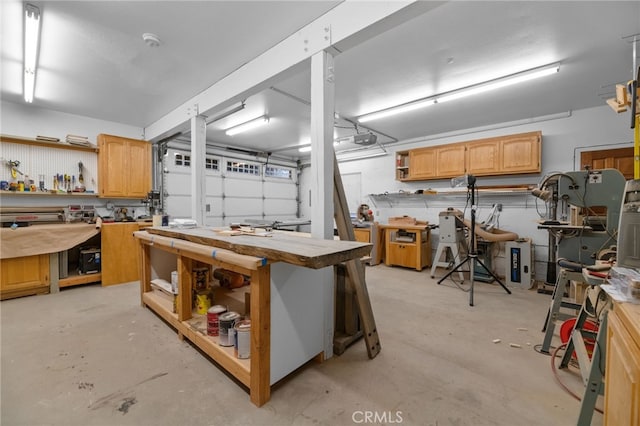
[23,3,41,103]
[206,102,245,125]
[358,98,436,123]
[225,115,270,136]
[437,63,560,104]
[298,141,340,153]
[357,63,560,123]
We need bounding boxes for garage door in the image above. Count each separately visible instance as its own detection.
[163,147,299,227]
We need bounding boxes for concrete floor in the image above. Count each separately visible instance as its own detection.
[1,264,603,426]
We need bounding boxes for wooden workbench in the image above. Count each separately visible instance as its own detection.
[134,227,371,407]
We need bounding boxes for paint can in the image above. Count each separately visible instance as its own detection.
[193,267,210,292]
[195,291,211,315]
[218,311,240,346]
[207,305,227,336]
[234,319,251,359]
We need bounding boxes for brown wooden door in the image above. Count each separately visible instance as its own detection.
[581,147,634,179]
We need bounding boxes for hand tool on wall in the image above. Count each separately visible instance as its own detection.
[78,162,84,184]
[6,160,24,179]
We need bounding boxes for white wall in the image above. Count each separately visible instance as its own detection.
[1,100,143,141]
[0,101,147,217]
[300,105,635,281]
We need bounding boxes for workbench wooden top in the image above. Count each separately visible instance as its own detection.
[143,227,372,269]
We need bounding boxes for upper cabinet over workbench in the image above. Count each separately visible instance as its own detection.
[97,134,151,198]
[396,131,541,181]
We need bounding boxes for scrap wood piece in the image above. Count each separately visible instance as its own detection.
[333,154,381,359]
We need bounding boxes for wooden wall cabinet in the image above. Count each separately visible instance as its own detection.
[97,134,151,198]
[395,131,541,181]
[499,132,541,174]
[467,140,500,175]
[1,254,50,300]
[435,144,466,178]
[604,303,640,425]
[408,148,437,180]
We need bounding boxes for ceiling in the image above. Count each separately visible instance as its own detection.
[2,1,639,160]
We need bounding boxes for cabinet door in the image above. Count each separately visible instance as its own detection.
[467,140,500,176]
[500,132,541,174]
[353,228,370,243]
[101,223,143,286]
[98,134,151,198]
[98,135,128,197]
[1,254,49,299]
[408,148,437,179]
[127,140,152,198]
[605,311,640,426]
[387,242,417,268]
[435,144,466,178]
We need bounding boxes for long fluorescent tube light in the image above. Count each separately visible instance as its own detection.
[225,115,269,136]
[437,63,560,104]
[206,102,245,125]
[357,63,560,123]
[24,3,41,103]
[358,98,436,123]
[298,141,340,153]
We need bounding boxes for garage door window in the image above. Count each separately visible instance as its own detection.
[226,161,260,175]
[265,165,292,179]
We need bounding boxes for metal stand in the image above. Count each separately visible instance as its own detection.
[540,267,583,354]
[437,177,511,306]
[558,291,608,426]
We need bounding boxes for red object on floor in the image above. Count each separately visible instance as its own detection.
[560,318,599,359]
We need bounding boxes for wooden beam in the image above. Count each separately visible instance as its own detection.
[333,155,381,359]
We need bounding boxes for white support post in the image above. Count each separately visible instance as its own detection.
[310,51,335,240]
[310,50,336,359]
[191,114,207,225]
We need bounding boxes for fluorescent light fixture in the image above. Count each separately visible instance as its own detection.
[358,98,436,123]
[206,102,245,125]
[225,115,269,136]
[298,141,340,153]
[437,63,560,104]
[24,3,41,103]
[357,63,560,123]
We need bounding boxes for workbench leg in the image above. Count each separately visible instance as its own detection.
[49,252,60,293]
[177,256,193,322]
[139,243,151,306]
[250,265,271,407]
